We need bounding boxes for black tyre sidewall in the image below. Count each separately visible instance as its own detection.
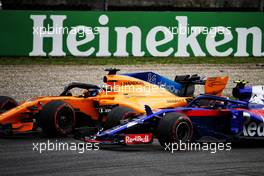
[39,101,76,137]
[0,96,18,114]
[104,106,133,130]
[157,112,193,148]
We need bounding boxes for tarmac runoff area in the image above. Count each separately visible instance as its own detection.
[0,64,264,176]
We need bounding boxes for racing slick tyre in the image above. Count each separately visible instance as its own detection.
[0,96,18,114]
[38,101,76,137]
[104,106,135,130]
[157,112,193,148]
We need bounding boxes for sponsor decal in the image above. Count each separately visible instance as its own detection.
[26,13,264,57]
[120,81,144,86]
[125,133,153,144]
[243,122,264,137]
[0,12,263,57]
[167,99,186,103]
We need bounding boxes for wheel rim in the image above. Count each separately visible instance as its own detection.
[175,122,191,142]
[56,106,75,134]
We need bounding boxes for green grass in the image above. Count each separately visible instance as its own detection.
[0,57,263,65]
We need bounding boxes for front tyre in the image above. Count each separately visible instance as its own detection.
[104,106,134,130]
[39,101,76,137]
[157,112,193,148]
[0,96,18,114]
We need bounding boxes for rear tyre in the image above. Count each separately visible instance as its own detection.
[39,101,76,137]
[104,106,134,130]
[157,112,193,148]
[0,96,18,114]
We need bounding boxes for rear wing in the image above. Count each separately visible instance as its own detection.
[175,74,204,96]
[204,76,229,96]
[175,75,228,96]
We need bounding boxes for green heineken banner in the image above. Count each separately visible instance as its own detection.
[0,11,263,57]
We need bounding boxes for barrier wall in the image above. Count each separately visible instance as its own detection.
[0,11,263,57]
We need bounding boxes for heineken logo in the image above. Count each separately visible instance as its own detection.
[29,14,264,57]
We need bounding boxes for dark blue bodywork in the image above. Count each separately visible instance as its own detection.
[86,95,264,144]
[123,72,205,96]
[123,72,182,95]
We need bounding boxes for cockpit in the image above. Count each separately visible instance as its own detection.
[187,95,249,110]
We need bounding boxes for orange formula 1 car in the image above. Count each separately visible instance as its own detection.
[0,69,228,137]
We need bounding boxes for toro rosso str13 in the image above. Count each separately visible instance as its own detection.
[82,93,264,148]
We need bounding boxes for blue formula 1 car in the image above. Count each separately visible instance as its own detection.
[80,87,264,148]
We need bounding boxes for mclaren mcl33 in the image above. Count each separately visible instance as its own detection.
[0,69,228,137]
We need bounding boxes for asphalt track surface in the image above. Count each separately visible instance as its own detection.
[1,64,264,176]
[1,134,264,176]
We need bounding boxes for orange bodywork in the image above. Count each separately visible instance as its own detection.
[205,76,229,96]
[0,72,228,133]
